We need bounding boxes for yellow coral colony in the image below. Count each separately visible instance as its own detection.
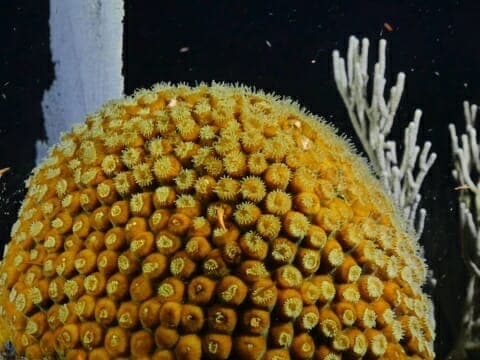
[0,83,434,359]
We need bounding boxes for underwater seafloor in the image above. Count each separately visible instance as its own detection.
[2,1,480,358]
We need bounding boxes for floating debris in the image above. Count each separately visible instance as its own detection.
[0,168,10,178]
[383,22,393,32]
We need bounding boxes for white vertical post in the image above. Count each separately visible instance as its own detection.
[38,0,124,162]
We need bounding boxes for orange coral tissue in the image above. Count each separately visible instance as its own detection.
[0,83,435,359]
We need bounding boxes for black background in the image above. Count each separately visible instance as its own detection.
[2,1,480,357]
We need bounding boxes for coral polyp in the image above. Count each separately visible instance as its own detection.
[0,83,434,358]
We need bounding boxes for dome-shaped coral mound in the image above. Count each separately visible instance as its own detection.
[0,83,434,359]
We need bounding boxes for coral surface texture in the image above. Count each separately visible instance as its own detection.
[0,84,434,359]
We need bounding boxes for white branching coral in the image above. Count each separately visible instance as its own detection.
[332,36,436,239]
[449,101,480,356]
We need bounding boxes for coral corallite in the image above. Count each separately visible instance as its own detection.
[0,83,435,359]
